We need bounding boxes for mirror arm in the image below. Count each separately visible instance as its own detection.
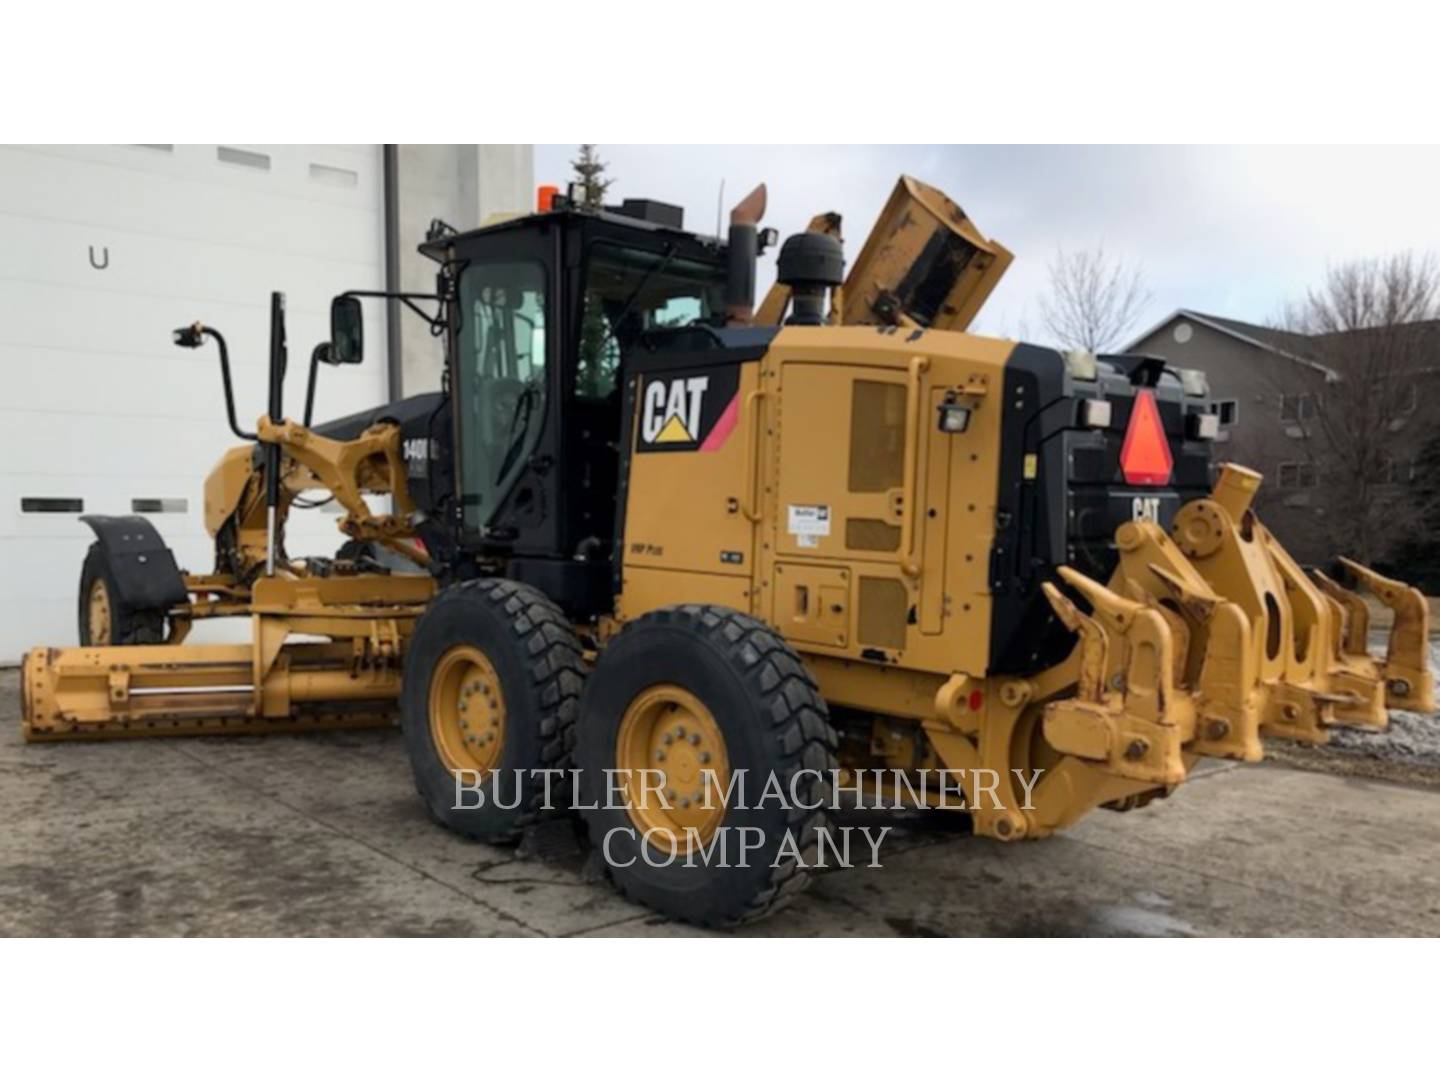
[341,289,447,334]
[204,328,257,442]
[303,343,330,428]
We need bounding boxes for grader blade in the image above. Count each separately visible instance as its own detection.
[21,643,402,741]
[21,574,432,741]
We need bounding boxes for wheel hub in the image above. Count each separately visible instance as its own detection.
[87,579,111,645]
[428,645,506,775]
[616,684,731,850]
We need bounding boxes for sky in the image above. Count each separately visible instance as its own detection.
[534,145,1440,346]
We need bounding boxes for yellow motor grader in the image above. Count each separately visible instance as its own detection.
[20,177,1433,926]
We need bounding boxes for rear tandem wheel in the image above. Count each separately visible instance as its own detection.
[400,579,585,843]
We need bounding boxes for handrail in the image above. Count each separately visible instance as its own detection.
[899,355,930,577]
[740,388,768,522]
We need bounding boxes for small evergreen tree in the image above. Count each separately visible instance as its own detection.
[571,144,612,210]
[574,145,617,395]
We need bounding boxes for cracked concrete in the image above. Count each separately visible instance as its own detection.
[2,669,1437,937]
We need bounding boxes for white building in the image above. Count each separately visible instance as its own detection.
[0,144,533,660]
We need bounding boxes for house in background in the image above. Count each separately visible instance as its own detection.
[1125,310,1354,564]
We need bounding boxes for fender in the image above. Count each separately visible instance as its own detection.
[79,515,189,611]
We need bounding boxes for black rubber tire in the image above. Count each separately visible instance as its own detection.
[577,604,839,927]
[76,542,166,646]
[401,578,584,843]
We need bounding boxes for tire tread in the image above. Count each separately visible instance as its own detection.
[600,603,839,927]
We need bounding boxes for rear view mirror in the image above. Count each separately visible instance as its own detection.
[329,295,364,365]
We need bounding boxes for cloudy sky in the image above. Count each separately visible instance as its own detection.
[535,145,1440,346]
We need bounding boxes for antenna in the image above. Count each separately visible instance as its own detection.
[715,179,725,242]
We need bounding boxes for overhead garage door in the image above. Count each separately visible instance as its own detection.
[0,144,389,661]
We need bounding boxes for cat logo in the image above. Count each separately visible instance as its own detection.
[1132,496,1161,522]
[642,376,709,445]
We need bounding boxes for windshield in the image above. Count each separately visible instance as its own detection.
[456,260,547,531]
[576,243,726,400]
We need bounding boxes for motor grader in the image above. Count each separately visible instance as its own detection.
[20,176,1433,926]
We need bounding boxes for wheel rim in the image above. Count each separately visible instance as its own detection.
[615,684,731,851]
[87,578,112,645]
[428,645,506,775]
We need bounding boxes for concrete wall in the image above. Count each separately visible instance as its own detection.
[392,145,534,395]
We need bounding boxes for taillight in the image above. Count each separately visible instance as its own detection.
[1119,389,1173,486]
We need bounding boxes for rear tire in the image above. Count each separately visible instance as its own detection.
[401,578,584,843]
[77,543,166,646]
[577,604,839,927]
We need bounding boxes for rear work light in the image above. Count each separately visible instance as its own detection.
[1119,389,1173,486]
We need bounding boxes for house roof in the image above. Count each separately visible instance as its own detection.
[1125,309,1336,378]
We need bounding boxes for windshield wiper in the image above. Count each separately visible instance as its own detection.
[594,244,678,358]
[496,383,539,483]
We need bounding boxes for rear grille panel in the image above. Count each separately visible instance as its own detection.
[988,346,1214,674]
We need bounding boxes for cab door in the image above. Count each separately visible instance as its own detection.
[449,224,561,552]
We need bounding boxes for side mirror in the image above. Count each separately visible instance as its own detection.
[329,295,364,365]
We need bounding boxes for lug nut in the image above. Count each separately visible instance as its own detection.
[679,797,691,808]
[655,751,666,762]
[688,733,701,746]
[674,725,686,738]
[662,733,674,745]
[1124,739,1148,761]
[699,751,711,764]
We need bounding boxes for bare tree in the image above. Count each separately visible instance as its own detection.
[1037,246,1151,353]
[1270,252,1440,565]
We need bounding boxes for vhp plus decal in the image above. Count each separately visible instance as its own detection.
[636,365,740,453]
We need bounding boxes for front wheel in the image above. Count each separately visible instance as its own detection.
[77,543,166,646]
[577,605,838,927]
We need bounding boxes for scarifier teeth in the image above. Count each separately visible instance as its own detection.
[1041,581,1083,632]
[1337,557,1400,601]
[1054,565,1142,627]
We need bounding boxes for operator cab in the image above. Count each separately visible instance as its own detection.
[420,196,734,614]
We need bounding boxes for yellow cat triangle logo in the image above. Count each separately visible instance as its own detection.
[654,414,694,443]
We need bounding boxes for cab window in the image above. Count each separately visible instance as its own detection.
[575,243,725,401]
[456,261,547,530]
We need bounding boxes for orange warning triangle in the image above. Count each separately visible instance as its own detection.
[1119,389,1173,486]
[654,413,693,443]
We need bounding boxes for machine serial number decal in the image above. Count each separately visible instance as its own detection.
[403,437,434,479]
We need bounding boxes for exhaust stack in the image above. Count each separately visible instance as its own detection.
[725,183,767,324]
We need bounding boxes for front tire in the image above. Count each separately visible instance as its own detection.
[401,579,584,843]
[77,543,165,646]
[577,604,839,927]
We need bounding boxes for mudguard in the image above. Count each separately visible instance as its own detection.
[79,515,189,610]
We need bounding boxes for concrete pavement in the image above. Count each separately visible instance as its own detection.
[2,669,1437,937]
